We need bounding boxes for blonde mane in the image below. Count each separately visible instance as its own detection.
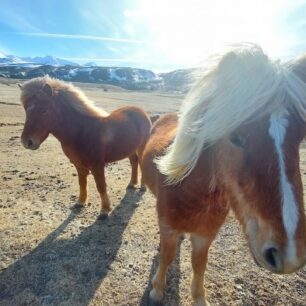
[156,43,306,184]
[20,76,109,118]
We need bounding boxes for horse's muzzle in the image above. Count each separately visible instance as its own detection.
[21,138,39,150]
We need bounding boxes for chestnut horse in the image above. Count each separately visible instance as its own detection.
[20,77,151,218]
[141,44,306,305]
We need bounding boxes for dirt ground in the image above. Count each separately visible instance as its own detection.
[0,81,305,306]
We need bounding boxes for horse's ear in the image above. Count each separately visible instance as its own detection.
[17,83,23,90]
[42,83,53,97]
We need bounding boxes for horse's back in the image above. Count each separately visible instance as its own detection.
[109,106,151,140]
[141,113,178,195]
[110,106,149,122]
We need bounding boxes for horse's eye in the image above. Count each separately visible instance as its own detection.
[229,132,245,148]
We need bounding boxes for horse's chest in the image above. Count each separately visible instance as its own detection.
[62,145,86,168]
[163,189,228,234]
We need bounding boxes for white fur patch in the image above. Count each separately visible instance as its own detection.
[269,110,299,262]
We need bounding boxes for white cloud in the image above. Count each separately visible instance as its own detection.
[16,32,145,44]
[62,57,177,64]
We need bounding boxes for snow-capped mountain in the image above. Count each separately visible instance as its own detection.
[0,54,26,65]
[0,64,164,90]
[20,55,78,66]
[0,52,194,92]
[0,53,78,66]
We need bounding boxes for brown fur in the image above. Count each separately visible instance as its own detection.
[141,110,306,304]
[20,77,151,217]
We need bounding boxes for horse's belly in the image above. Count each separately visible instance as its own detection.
[103,136,140,163]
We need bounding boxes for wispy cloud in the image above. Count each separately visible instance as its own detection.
[62,57,171,64]
[13,32,146,44]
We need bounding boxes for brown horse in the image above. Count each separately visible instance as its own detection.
[20,77,151,218]
[141,44,306,305]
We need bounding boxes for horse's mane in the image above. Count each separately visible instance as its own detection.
[156,42,306,184]
[20,76,109,118]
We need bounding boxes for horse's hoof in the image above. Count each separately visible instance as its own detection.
[148,298,163,306]
[149,288,163,304]
[127,183,137,189]
[194,299,210,306]
[98,208,111,220]
[72,203,85,209]
[139,185,147,192]
[97,213,109,220]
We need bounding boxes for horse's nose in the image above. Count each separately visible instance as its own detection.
[263,246,283,272]
[27,139,34,148]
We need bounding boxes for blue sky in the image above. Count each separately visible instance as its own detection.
[1,0,306,71]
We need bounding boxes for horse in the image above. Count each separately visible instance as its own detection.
[140,43,306,305]
[20,76,151,218]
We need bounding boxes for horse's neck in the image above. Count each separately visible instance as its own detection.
[181,148,219,198]
[50,105,101,145]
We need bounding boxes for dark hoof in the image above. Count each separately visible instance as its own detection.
[97,213,109,221]
[127,184,136,189]
[148,300,163,306]
[71,203,85,211]
[139,186,147,193]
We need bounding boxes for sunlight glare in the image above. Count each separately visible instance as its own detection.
[125,0,302,66]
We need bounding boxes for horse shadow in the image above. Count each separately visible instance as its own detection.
[0,189,143,305]
[140,240,182,306]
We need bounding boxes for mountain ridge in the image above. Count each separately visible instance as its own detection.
[0,53,195,92]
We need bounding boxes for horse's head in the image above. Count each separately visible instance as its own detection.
[20,82,55,150]
[218,107,306,274]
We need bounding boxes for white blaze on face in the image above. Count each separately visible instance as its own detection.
[269,110,299,263]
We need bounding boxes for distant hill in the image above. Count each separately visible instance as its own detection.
[159,68,195,93]
[0,53,196,92]
[84,62,98,67]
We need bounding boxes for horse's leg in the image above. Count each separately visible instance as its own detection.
[150,227,179,302]
[190,234,213,306]
[75,166,89,207]
[136,145,147,191]
[127,153,138,188]
[139,174,146,192]
[92,167,111,218]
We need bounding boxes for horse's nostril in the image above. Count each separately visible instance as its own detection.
[263,247,281,270]
[27,139,33,147]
